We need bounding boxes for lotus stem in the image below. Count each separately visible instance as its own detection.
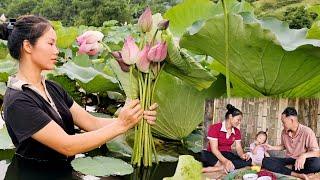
[222,0,231,98]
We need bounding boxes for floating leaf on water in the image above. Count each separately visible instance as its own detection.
[183,130,203,153]
[71,156,133,177]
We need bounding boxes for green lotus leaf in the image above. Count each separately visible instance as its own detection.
[165,32,216,90]
[183,130,203,153]
[55,61,119,94]
[0,126,14,150]
[164,0,253,37]
[71,156,133,177]
[0,59,18,83]
[180,13,320,96]
[108,59,139,99]
[163,155,202,180]
[307,20,320,39]
[279,74,320,98]
[56,26,78,49]
[151,71,225,140]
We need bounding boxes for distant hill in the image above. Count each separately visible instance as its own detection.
[251,0,320,28]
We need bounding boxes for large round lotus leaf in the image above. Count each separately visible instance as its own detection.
[71,156,133,177]
[0,126,14,150]
[180,13,320,96]
[164,0,252,37]
[106,135,132,158]
[56,61,119,94]
[151,71,225,140]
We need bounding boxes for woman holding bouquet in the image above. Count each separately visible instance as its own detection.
[202,104,252,173]
[0,14,158,177]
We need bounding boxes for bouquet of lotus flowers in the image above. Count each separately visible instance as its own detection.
[111,7,169,167]
[75,7,169,167]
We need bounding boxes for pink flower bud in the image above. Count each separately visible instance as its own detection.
[121,36,140,65]
[111,51,130,72]
[138,7,153,33]
[111,51,122,60]
[157,20,169,30]
[136,45,151,73]
[147,42,167,62]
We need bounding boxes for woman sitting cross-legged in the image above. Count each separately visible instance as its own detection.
[201,104,252,173]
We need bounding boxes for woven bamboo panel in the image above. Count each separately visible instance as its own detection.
[205,98,320,149]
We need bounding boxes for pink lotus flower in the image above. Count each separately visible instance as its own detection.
[78,42,102,56]
[138,7,153,33]
[111,51,130,72]
[136,45,151,73]
[121,36,140,65]
[77,31,104,45]
[147,42,167,62]
[77,31,104,56]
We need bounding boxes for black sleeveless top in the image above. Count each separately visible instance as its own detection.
[3,80,75,162]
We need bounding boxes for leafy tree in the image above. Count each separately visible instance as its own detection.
[32,0,75,26]
[6,0,38,18]
[283,6,318,29]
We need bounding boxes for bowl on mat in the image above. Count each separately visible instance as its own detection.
[243,173,258,180]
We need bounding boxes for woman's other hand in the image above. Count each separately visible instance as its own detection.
[143,103,158,125]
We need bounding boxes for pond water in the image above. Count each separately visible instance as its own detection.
[0,149,178,180]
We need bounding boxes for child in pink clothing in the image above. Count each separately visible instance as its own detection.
[247,130,270,166]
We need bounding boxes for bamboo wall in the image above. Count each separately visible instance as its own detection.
[204,98,320,149]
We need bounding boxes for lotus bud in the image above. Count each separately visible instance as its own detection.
[147,41,167,62]
[121,36,140,65]
[136,45,151,73]
[138,7,153,33]
[111,51,130,72]
[111,51,122,60]
[157,20,169,30]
